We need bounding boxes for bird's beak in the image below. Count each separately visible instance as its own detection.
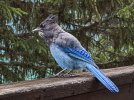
[32,27,41,33]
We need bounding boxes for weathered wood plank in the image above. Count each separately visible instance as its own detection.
[0,66,134,100]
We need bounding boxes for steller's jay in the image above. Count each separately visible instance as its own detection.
[32,14,119,93]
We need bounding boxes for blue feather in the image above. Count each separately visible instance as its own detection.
[51,45,119,93]
[61,48,94,63]
[86,64,119,93]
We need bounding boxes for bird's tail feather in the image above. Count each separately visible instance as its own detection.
[86,64,119,93]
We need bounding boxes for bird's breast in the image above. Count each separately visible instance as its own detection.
[49,44,78,70]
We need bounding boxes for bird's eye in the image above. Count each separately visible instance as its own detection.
[40,24,44,28]
[51,16,55,19]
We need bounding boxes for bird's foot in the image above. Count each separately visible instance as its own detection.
[63,73,80,78]
[49,73,79,78]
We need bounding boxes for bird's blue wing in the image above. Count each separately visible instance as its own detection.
[61,47,119,92]
[61,47,96,65]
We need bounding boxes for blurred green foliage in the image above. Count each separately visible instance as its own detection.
[0,0,134,84]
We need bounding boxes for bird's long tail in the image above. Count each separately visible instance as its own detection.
[86,64,119,93]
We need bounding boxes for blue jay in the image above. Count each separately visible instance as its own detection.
[32,15,119,93]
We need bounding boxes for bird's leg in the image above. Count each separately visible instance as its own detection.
[64,69,80,77]
[55,68,67,76]
[65,69,72,74]
[54,69,80,78]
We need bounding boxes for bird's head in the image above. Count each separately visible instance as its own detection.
[32,14,58,33]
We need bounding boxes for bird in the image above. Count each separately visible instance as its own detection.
[32,14,119,93]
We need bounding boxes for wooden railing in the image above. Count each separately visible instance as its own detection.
[0,65,134,100]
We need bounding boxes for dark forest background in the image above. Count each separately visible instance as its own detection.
[0,0,134,84]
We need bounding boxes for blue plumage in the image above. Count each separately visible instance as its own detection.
[62,48,94,63]
[50,44,119,92]
[86,64,119,92]
[32,15,119,93]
